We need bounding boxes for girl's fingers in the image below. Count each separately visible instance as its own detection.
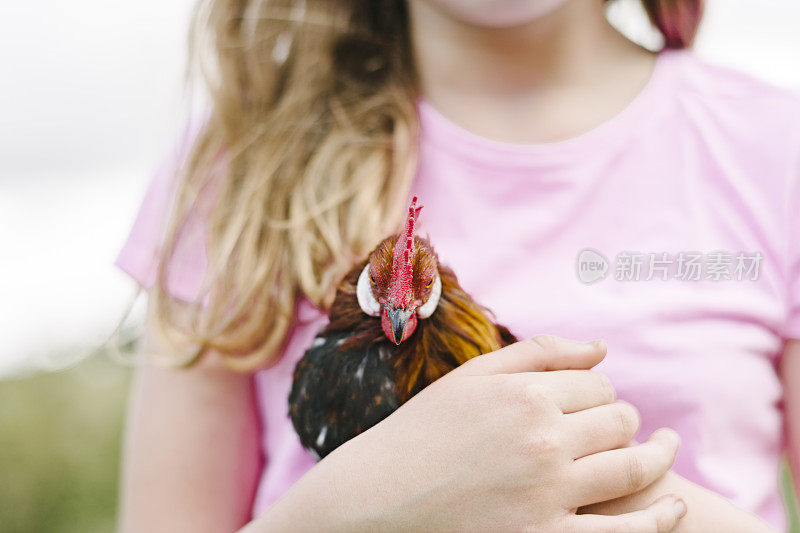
[571,494,687,533]
[568,428,680,508]
[458,335,607,375]
[510,370,616,413]
[564,401,640,458]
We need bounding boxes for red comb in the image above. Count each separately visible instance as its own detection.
[389,196,422,308]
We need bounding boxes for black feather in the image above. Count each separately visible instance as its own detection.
[289,331,399,459]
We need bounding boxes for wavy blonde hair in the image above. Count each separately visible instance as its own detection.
[153,0,417,370]
[152,0,702,371]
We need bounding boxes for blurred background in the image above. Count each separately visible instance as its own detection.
[1,1,799,531]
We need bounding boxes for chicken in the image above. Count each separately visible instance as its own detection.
[289,197,517,459]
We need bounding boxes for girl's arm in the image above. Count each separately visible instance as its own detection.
[118,298,262,533]
[780,339,800,501]
[243,338,687,532]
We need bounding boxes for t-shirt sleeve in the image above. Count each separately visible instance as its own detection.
[114,125,211,303]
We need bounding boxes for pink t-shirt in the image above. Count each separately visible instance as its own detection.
[116,50,800,529]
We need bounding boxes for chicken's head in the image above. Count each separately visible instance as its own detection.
[356,196,442,345]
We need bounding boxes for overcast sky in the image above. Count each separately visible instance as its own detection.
[1,0,799,377]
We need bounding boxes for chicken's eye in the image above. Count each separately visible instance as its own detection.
[425,277,434,288]
[369,271,377,286]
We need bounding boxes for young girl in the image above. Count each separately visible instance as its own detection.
[116,0,799,531]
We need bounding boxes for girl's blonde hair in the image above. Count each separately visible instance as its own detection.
[153,0,703,371]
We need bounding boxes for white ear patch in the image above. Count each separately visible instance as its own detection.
[356,264,381,317]
[417,273,441,319]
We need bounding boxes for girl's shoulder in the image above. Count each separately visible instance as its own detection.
[665,49,800,128]
[115,115,217,303]
[660,50,800,190]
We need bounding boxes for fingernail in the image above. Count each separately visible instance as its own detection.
[591,339,606,350]
[673,499,687,519]
[655,427,679,445]
[668,429,681,447]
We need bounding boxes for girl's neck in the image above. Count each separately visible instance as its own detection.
[408,0,658,144]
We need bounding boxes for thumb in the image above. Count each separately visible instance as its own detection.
[458,335,607,376]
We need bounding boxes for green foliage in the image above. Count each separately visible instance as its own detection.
[0,355,131,533]
[783,461,800,533]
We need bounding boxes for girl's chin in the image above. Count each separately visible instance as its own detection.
[423,0,570,28]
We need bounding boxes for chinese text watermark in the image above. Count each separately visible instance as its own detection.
[576,249,763,284]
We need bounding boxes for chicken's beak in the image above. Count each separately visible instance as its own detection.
[386,307,413,345]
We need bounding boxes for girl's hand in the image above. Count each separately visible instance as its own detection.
[247,336,686,532]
